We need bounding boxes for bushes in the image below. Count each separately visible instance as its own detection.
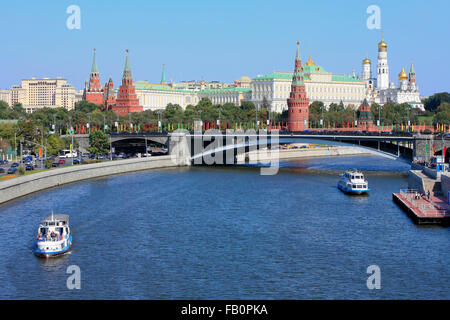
[18,167,25,175]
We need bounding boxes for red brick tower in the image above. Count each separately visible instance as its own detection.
[112,50,143,116]
[357,98,375,130]
[287,42,310,131]
[103,77,116,110]
[83,48,104,105]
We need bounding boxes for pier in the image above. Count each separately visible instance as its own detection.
[393,189,450,225]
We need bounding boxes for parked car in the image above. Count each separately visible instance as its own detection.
[7,167,17,174]
[73,158,84,165]
[11,162,19,168]
[0,168,5,173]
[25,164,34,171]
[0,160,9,165]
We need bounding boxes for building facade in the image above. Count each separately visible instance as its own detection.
[197,87,251,106]
[252,60,366,113]
[0,89,11,106]
[363,35,424,111]
[135,81,199,111]
[9,78,76,112]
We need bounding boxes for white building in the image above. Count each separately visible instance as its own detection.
[197,87,252,106]
[134,81,199,111]
[363,35,424,111]
[252,56,366,113]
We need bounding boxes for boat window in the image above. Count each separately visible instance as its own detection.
[351,176,355,179]
[48,222,55,226]
[40,228,47,234]
[358,185,363,188]
[352,185,357,188]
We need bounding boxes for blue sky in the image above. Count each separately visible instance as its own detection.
[1,0,449,96]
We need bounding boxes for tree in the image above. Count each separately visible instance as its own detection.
[88,131,109,157]
[424,92,450,112]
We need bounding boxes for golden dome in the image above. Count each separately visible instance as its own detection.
[363,57,371,65]
[398,67,408,81]
[305,56,316,66]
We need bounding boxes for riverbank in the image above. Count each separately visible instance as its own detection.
[237,146,371,163]
[0,155,184,205]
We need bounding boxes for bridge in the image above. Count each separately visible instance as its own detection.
[65,131,450,165]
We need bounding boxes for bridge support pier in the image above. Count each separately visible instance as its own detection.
[169,132,191,166]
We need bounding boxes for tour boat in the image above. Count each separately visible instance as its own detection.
[337,169,370,195]
[33,212,72,258]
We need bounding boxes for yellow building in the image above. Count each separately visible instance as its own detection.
[11,78,77,112]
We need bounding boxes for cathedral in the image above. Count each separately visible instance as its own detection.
[362,34,424,111]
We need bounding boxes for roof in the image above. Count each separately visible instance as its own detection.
[43,214,69,223]
[331,75,364,83]
[133,81,193,93]
[254,72,293,80]
[198,87,252,94]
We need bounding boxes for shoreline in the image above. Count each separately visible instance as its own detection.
[237,146,372,163]
[0,156,185,206]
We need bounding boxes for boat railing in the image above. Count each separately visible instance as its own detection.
[37,234,64,242]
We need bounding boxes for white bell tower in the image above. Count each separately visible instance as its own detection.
[377,33,389,90]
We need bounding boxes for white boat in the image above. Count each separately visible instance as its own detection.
[33,212,72,258]
[337,169,370,195]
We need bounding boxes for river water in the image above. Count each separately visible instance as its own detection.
[0,155,448,299]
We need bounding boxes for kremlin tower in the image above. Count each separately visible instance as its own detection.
[112,50,143,116]
[83,49,104,105]
[103,77,116,110]
[287,42,310,132]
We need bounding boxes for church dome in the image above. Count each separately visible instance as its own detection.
[378,35,387,50]
[240,75,251,82]
[398,67,408,81]
[305,56,316,66]
[362,57,371,65]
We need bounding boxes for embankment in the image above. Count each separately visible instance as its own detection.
[0,156,185,205]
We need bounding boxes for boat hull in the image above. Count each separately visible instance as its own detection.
[338,183,370,195]
[34,235,72,258]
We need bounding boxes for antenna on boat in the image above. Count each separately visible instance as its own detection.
[51,210,54,221]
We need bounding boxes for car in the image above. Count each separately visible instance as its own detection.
[25,164,34,171]
[7,167,17,174]
[11,162,19,168]
[58,159,66,165]
[0,168,5,173]
[52,162,59,167]
[0,160,9,165]
[73,158,84,165]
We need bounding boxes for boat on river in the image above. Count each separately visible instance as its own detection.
[33,212,72,258]
[337,169,370,195]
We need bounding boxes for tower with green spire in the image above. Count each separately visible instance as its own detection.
[83,48,104,105]
[287,41,310,131]
[112,50,143,116]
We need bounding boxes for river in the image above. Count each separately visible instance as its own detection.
[0,155,448,299]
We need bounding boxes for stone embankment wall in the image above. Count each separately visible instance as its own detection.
[0,156,185,205]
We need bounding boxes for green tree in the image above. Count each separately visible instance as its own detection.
[88,131,109,157]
